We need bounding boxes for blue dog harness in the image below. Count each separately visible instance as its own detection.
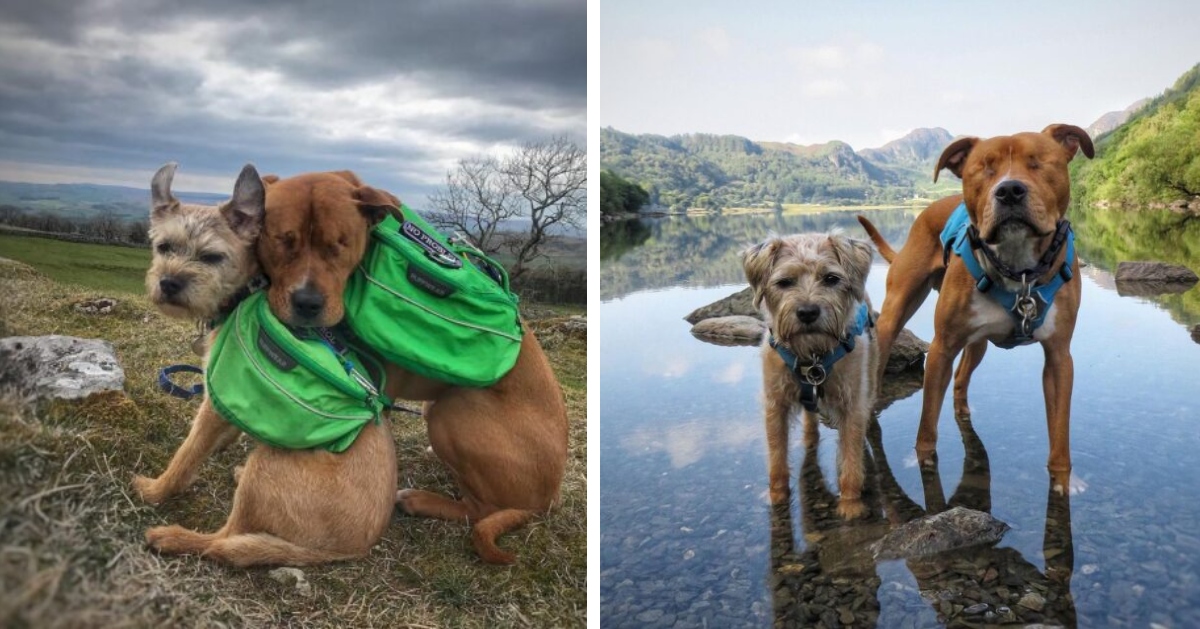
[940,203,1075,348]
[769,302,872,413]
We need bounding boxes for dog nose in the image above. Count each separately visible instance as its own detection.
[159,277,183,297]
[291,287,325,321]
[796,304,821,324]
[994,180,1028,206]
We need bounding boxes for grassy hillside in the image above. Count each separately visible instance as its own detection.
[0,234,151,294]
[0,250,586,627]
[1072,63,1200,207]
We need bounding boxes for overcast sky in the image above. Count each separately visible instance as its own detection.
[602,0,1200,149]
[0,0,585,202]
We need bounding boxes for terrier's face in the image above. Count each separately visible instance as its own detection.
[146,163,265,320]
[742,233,873,356]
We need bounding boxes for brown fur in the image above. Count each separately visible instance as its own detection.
[257,171,568,564]
[742,232,878,519]
[855,124,1093,493]
[134,163,396,567]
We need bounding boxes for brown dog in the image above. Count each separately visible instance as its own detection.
[136,165,396,567]
[256,171,568,564]
[856,124,1094,494]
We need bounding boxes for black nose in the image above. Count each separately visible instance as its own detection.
[796,304,821,324]
[994,180,1028,206]
[291,287,326,321]
[159,277,183,297]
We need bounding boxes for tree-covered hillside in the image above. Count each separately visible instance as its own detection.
[1072,63,1200,207]
[600,128,960,210]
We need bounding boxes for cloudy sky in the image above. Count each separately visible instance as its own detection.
[0,0,585,201]
[602,0,1200,149]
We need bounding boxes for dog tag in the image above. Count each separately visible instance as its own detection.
[400,221,462,269]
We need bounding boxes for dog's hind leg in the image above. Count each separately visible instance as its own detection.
[133,399,241,504]
[952,339,988,419]
[202,533,356,567]
[472,509,535,565]
[145,524,228,556]
[395,489,471,520]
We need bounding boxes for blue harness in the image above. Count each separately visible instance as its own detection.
[940,203,1075,348]
[769,302,872,413]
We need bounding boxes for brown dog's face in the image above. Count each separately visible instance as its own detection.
[257,171,394,327]
[742,233,872,356]
[935,124,1094,246]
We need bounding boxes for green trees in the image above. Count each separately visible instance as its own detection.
[600,170,650,215]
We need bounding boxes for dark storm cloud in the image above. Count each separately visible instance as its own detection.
[0,0,584,197]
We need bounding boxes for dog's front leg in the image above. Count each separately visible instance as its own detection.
[835,406,868,519]
[1042,340,1074,493]
[133,398,240,504]
[764,394,792,505]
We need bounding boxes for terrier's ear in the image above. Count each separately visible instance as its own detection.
[827,234,873,299]
[261,174,280,186]
[352,185,401,226]
[934,136,978,183]
[150,162,180,220]
[1042,124,1095,161]
[741,236,783,308]
[222,164,265,240]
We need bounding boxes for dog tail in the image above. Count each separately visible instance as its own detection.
[472,509,536,565]
[856,215,896,264]
[200,532,358,567]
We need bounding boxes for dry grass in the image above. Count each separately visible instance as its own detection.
[0,258,586,628]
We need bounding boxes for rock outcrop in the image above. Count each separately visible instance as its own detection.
[0,335,125,401]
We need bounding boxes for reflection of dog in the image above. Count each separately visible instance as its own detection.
[136,164,397,567]
[743,233,877,519]
[770,415,1076,626]
[257,171,568,564]
[857,125,1094,492]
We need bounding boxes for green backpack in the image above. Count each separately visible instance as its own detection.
[343,205,523,387]
[205,292,387,453]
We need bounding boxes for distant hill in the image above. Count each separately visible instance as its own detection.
[0,181,227,223]
[1072,63,1200,206]
[599,127,968,210]
[1085,98,1151,140]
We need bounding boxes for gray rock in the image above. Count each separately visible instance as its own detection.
[886,327,929,374]
[1016,591,1045,612]
[1114,261,1199,284]
[689,316,765,346]
[871,507,1010,560]
[268,566,313,597]
[0,335,125,401]
[1115,279,1197,297]
[684,287,757,323]
[73,298,118,315]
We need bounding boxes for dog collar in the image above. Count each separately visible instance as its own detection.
[941,202,1075,347]
[207,274,270,330]
[769,302,872,413]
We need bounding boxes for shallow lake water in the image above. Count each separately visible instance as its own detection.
[600,207,1200,628]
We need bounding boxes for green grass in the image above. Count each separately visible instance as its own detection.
[0,253,587,628]
[0,233,150,294]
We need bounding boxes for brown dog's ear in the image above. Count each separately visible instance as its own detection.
[352,185,401,226]
[934,136,978,183]
[150,162,180,219]
[222,164,265,239]
[261,174,280,186]
[741,236,783,308]
[1042,124,1095,160]
[826,234,873,299]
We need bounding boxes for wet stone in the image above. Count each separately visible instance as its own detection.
[1017,592,1046,612]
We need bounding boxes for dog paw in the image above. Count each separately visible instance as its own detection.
[1052,471,1088,496]
[132,475,166,505]
[395,489,419,514]
[145,525,186,554]
[837,497,867,520]
[767,480,790,505]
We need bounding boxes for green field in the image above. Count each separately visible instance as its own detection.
[0,234,150,294]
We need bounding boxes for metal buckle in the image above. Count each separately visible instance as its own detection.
[1012,273,1040,337]
[800,359,827,386]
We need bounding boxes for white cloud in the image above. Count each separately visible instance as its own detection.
[803,79,850,97]
[697,27,732,56]
[791,44,846,70]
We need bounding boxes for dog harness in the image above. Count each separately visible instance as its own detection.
[769,302,872,413]
[940,202,1075,348]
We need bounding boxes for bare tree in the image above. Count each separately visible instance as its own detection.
[427,136,586,280]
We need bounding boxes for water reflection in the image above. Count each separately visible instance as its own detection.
[772,415,1076,627]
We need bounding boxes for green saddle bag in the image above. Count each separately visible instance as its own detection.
[206,292,387,453]
[343,205,522,387]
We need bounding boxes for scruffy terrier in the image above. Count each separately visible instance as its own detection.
[133,162,263,503]
[742,232,878,519]
[135,163,397,567]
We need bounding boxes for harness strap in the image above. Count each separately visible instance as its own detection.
[769,303,872,413]
[941,202,1075,347]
